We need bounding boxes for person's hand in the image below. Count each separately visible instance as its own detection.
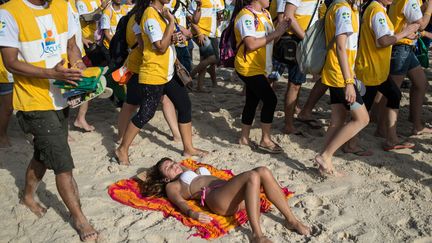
[162,8,175,23]
[344,83,356,104]
[402,23,420,37]
[100,0,111,10]
[406,32,419,40]
[82,38,93,49]
[197,34,205,46]
[49,59,82,85]
[275,17,290,36]
[195,0,202,8]
[191,211,213,223]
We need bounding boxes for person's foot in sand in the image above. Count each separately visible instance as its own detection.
[252,236,272,243]
[258,139,283,154]
[285,219,312,236]
[115,148,130,166]
[73,218,98,242]
[74,120,95,132]
[412,126,432,135]
[183,148,209,158]
[314,154,345,177]
[20,196,47,218]
[239,137,258,150]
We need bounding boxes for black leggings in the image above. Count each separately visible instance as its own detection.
[362,79,401,111]
[237,73,277,125]
[131,77,192,129]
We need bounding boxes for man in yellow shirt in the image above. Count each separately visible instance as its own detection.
[100,0,128,49]
[0,0,98,240]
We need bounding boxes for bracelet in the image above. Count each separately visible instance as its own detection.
[71,59,84,68]
[345,78,355,85]
[425,12,432,17]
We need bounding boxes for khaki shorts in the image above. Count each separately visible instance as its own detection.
[17,108,74,174]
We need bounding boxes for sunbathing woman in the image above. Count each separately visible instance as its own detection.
[137,158,311,243]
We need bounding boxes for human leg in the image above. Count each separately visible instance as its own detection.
[284,64,307,134]
[297,78,328,120]
[407,66,431,134]
[21,158,47,217]
[73,102,95,132]
[0,91,13,147]
[161,95,181,142]
[117,74,140,142]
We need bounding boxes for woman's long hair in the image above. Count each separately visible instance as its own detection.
[136,157,172,197]
[135,0,152,25]
[230,0,254,24]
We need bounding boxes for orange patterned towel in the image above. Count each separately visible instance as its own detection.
[108,159,294,239]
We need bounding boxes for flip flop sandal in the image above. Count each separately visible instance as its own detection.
[258,143,283,154]
[383,141,415,151]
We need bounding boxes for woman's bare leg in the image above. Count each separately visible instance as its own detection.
[117,103,139,143]
[161,95,181,142]
[253,167,310,235]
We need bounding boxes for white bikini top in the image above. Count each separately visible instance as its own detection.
[179,167,211,185]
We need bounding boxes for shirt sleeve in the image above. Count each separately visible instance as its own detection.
[67,5,78,39]
[335,6,353,36]
[403,0,423,23]
[0,9,20,48]
[286,0,300,8]
[189,0,197,12]
[144,18,163,43]
[371,11,392,40]
[133,23,141,35]
[76,0,89,15]
[277,0,287,13]
[100,12,111,30]
[236,14,256,39]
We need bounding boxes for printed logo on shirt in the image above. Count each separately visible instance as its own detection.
[378,18,386,25]
[148,25,154,32]
[342,12,350,20]
[411,2,418,10]
[40,30,61,58]
[0,20,6,37]
[245,19,253,30]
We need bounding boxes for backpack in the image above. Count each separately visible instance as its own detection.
[296,0,344,75]
[219,6,269,68]
[109,13,137,70]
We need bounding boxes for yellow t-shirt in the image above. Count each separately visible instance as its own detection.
[355,1,394,86]
[139,7,176,85]
[101,4,128,48]
[321,2,359,88]
[286,0,319,34]
[234,8,274,76]
[165,0,189,46]
[0,53,13,84]
[68,0,85,56]
[0,0,71,111]
[126,14,143,74]
[191,0,222,38]
[76,0,101,41]
[389,0,423,45]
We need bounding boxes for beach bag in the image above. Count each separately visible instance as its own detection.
[109,14,138,70]
[273,0,320,65]
[219,6,268,68]
[296,0,344,74]
[175,59,192,86]
[415,38,429,68]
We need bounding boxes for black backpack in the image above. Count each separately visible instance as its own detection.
[109,13,137,70]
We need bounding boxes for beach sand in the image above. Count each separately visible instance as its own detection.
[0,57,431,242]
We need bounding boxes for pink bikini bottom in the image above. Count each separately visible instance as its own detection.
[200,182,226,207]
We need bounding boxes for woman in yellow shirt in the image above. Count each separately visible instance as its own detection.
[356,0,419,151]
[315,0,369,176]
[115,0,207,165]
[233,0,289,154]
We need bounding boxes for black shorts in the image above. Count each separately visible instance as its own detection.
[329,85,364,110]
[16,108,74,174]
[126,73,140,106]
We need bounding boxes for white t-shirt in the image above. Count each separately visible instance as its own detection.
[371,11,393,40]
[404,0,423,23]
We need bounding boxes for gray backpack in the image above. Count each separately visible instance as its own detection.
[296,0,345,75]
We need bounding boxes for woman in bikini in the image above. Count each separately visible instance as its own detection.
[137,157,311,243]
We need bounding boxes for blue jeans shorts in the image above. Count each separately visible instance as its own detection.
[390,44,420,75]
[268,59,306,85]
[0,83,13,95]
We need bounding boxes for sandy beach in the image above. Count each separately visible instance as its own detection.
[0,56,431,242]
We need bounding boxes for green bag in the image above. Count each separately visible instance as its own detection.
[415,38,429,69]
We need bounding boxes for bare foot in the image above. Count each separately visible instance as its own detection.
[314,154,344,177]
[239,138,258,150]
[252,235,272,243]
[20,197,47,218]
[183,148,209,158]
[74,219,98,242]
[0,135,11,148]
[74,120,95,132]
[285,221,311,236]
[114,148,130,165]
[412,126,432,135]
[172,136,182,143]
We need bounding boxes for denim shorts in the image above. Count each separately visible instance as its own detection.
[0,83,13,95]
[268,59,306,85]
[196,36,220,60]
[390,44,420,75]
[175,46,192,73]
